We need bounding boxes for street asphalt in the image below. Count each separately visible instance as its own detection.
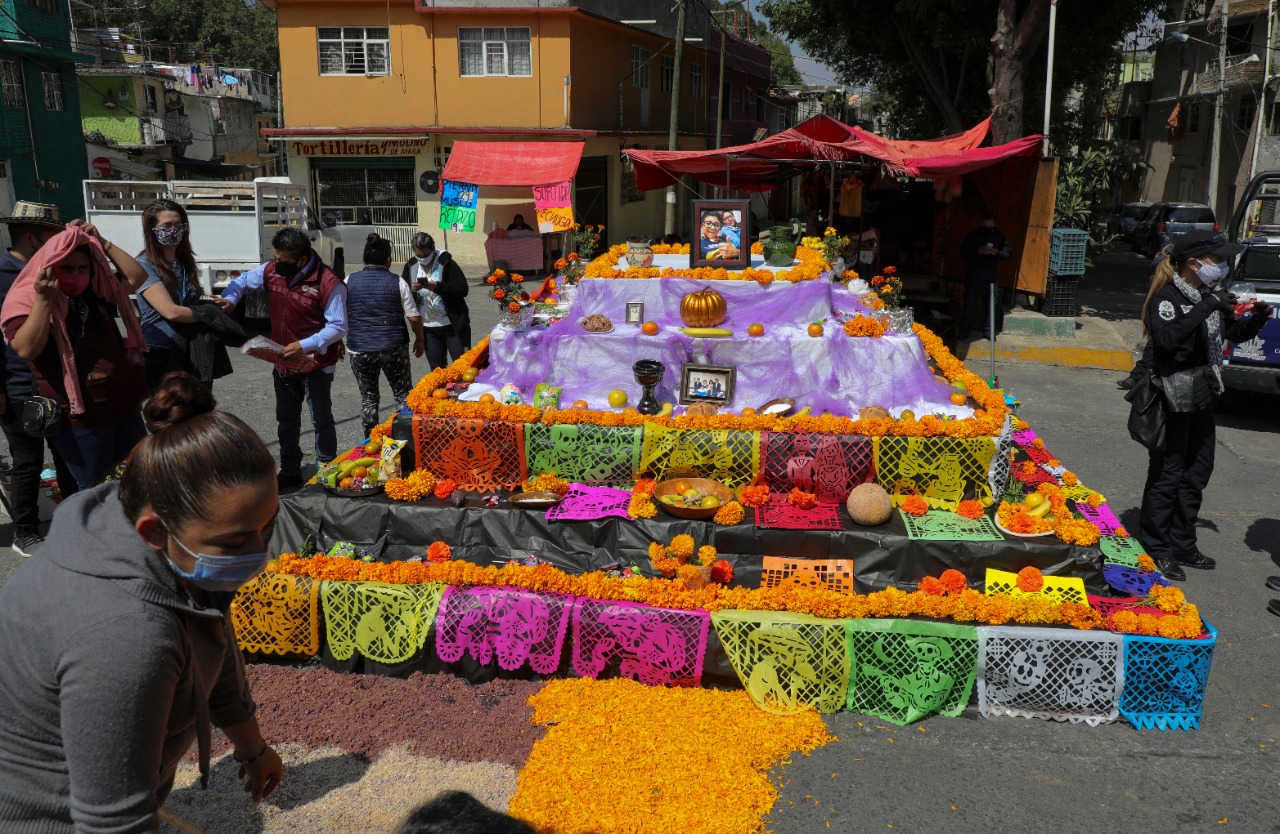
[1,257,1277,832]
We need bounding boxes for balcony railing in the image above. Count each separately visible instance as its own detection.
[136,114,193,147]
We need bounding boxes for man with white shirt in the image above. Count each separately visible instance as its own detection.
[215,227,347,489]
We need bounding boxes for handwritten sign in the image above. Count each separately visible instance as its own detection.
[439,179,478,233]
[533,180,574,233]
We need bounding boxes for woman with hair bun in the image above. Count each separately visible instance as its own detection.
[346,233,424,436]
[0,371,285,830]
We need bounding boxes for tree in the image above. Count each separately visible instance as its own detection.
[755,27,803,87]
[759,0,1167,142]
[78,0,280,74]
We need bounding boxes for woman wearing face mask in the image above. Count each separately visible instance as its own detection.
[0,372,284,830]
[136,199,203,388]
[1,226,151,489]
[1138,231,1271,581]
[401,232,471,370]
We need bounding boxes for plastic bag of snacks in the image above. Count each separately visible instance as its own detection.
[326,541,358,559]
[534,383,563,409]
[380,437,406,481]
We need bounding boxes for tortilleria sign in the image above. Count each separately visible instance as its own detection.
[291,138,429,157]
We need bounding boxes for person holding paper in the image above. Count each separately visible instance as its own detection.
[215,228,347,490]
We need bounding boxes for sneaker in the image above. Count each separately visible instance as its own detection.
[1265,576,1280,593]
[12,531,44,558]
[1175,550,1216,570]
[1269,599,1280,618]
[277,472,304,491]
[1156,557,1186,582]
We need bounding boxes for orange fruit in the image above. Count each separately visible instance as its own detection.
[622,407,638,417]
[807,322,824,337]
[352,466,368,478]
[432,388,449,400]
[949,392,968,406]
[479,392,496,404]
[571,400,589,410]
[339,477,355,490]
[462,368,478,382]
[740,407,756,417]
[899,409,915,421]
[674,481,691,495]
[607,389,627,408]
[973,408,986,418]
[641,321,659,336]
[747,323,764,337]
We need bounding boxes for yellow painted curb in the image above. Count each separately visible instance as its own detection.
[959,343,1134,372]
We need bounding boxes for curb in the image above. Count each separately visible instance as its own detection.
[957,341,1135,372]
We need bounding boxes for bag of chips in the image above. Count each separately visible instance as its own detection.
[380,437,406,481]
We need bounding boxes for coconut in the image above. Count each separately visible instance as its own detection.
[846,483,893,526]
[858,405,891,421]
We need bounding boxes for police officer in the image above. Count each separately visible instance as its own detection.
[1138,231,1271,581]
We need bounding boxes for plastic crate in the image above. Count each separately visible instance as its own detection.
[1042,275,1079,317]
[1049,227,1089,276]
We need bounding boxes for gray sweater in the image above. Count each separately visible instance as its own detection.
[0,483,257,833]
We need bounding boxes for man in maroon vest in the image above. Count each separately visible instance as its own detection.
[215,227,347,489]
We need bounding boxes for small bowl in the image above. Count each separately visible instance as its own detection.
[758,397,795,416]
[653,477,734,519]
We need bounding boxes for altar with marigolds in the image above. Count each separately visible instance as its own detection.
[243,238,1215,737]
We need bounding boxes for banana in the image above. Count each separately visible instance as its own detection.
[795,406,812,416]
[336,460,360,479]
[351,457,381,468]
[659,402,674,416]
[680,327,734,338]
[1027,499,1052,518]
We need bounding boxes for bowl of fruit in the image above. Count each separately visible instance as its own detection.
[994,492,1056,538]
[653,478,733,520]
[321,449,386,497]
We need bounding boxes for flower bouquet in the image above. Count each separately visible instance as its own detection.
[870,266,912,333]
[573,224,603,260]
[487,268,534,330]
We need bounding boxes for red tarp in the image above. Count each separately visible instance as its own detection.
[624,116,1041,192]
[442,140,585,186]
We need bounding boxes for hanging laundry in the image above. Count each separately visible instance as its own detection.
[221,74,239,85]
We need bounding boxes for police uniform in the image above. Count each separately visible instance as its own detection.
[1138,254,1268,577]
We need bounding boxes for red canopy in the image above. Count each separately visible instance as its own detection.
[442,140,585,186]
[624,116,1041,192]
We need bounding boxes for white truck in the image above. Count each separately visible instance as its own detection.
[83,177,373,318]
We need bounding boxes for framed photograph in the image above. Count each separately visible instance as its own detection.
[680,363,736,406]
[689,199,751,269]
[625,301,645,324]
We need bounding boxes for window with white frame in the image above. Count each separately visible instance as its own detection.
[661,55,674,93]
[1,61,23,109]
[458,27,532,77]
[318,27,390,76]
[631,45,650,89]
[42,71,62,111]
[690,62,703,98]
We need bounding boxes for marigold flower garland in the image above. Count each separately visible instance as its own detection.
[384,468,435,502]
[582,242,829,282]
[522,472,570,496]
[271,553,1128,632]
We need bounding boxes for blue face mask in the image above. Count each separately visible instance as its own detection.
[166,533,269,593]
[1196,260,1230,287]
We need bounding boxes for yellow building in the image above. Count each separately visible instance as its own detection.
[265,0,773,265]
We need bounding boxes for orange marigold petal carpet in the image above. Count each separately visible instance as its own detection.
[508,678,832,833]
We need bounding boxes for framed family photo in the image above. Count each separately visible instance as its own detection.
[625,301,645,324]
[689,199,751,269]
[680,363,736,406]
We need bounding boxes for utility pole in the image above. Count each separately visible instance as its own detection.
[664,0,687,236]
[714,0,747,151]
[1041,0,1057,156]
[1208,0,1229,218]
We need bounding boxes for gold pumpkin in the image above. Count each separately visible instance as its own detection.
[679,288,727,327]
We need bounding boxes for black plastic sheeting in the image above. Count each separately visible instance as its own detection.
[272,487,1106,596]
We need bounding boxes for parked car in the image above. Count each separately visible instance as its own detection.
[1222,172,1280,396]
[1106,201,1150,242]
[1131,202,1218,257]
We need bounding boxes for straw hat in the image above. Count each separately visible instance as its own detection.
[0,201,64,230]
